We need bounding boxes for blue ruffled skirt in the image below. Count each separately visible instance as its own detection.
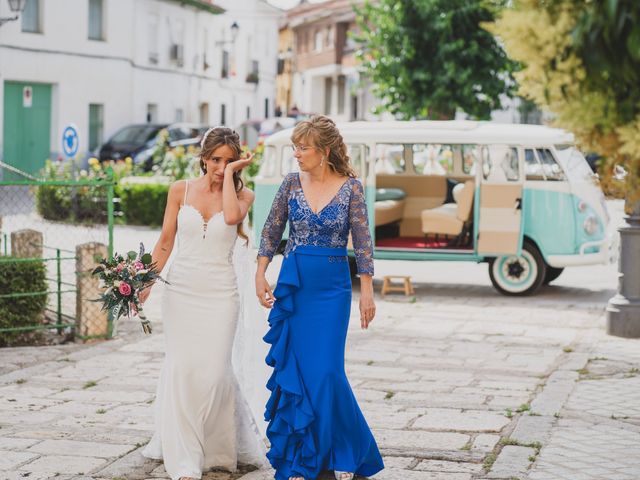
[263,246,384,480]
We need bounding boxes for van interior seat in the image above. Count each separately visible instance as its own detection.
[421,180,475,236]
[374,199,405,226]
[376,175,448,236]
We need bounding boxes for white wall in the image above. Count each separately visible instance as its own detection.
[0,0,282,162]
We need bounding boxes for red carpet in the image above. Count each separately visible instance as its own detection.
[375,236,470,250]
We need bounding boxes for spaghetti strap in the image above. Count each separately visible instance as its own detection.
[183,180,189,206]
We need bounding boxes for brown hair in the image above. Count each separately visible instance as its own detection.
[199,127,248,243]
[291,115,356,178]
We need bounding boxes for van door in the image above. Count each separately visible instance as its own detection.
[476,145,525,256]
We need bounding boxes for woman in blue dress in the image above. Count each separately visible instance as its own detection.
[255,115,384,480]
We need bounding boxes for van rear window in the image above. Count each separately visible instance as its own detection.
[375,144,406,174]
[412,144,454,175]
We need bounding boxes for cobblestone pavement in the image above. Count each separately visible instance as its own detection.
[0,200,636,480]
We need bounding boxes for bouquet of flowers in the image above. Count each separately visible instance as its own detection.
[91,243,166,334]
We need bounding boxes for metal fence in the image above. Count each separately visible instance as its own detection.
[0,161,114,345]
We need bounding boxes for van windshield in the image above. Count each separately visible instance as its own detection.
[554,145,594,182]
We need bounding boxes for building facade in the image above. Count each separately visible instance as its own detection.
[0,0,281,175]
[286,0,383,122]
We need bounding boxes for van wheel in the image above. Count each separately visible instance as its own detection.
[488,240,546,296]
[544,266,565,285]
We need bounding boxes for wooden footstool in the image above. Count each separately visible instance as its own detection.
[381,275,415,296]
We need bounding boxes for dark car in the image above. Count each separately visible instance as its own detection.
[98,123,205,169]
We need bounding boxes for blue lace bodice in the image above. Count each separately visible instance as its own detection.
[258,173,374,275]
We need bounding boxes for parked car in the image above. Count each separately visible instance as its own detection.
[98,123,205,169]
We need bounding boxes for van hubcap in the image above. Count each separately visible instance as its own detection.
[507,260,526,279]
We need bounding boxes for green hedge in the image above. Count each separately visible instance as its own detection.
[0,258,48,346]
[116,180,169,227]
[36,185,106,222]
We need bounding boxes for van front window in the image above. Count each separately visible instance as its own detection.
[554,146,594,182]
[537,148,566,181]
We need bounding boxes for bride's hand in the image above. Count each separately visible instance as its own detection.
[255,272,276,308]
[138,286,151,305]
[227,152,254,174]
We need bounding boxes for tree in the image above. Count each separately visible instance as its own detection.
[354,0,516,120]
[488,0,640,337]
[488,0,640,211]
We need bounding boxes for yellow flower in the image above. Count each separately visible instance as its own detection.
[88,157,99,166]
[125,157,133,165]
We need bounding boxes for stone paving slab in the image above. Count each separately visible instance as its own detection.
[0,200,631,480]
[523,331,640,480]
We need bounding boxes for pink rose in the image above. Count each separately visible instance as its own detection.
[116,263,125,273]
[118,282,132,296]
[134,261,144,270]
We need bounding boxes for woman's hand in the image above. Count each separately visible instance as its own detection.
[226,151,254,174]
[359,291,376,329]
[255,272,276,308]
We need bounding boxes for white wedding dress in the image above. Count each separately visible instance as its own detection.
[143,181,268,479]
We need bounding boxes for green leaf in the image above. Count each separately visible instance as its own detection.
[141,253,152,265]
[127,251,137,260]
[91,265,105,275]
[627,27,640,61]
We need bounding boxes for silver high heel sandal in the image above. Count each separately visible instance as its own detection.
[334,472,354,480]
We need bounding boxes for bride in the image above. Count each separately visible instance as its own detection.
[139,127,266,480]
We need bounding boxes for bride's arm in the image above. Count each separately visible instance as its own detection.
[139,181,182,303]
[222,153,255,225]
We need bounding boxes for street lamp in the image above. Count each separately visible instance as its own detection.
[0,0,27,27]
[215,21,240,46]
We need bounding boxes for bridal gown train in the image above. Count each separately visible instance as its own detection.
[143,181,265,480]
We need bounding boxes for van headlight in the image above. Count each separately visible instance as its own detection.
[583,215,599,235]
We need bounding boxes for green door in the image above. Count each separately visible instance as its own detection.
[3,81,52,178]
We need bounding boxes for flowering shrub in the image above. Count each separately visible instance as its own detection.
[36,158,132,223]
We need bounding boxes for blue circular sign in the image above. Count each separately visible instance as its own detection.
[62,124,79,158]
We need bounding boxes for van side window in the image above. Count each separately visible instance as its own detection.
[375,144,405,174]
[502,147,519,181]
[462,144,479,174]
[536,148,566,181]
[482,145,519,182]
[347,144,364,177]
[281,144,300,175]
[481,146,492,180]
[525,149,545,180]
[261,145,276,178]
[412,144,454,175]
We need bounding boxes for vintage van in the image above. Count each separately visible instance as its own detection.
[252,121,614,296]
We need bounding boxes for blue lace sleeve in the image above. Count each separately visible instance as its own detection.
[258,174,292,259]
[349,179,374,275]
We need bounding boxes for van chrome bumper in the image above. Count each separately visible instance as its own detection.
[546,232,618,267]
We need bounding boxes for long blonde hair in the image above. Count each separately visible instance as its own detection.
[199,127,248,243]
[291,115,356,178]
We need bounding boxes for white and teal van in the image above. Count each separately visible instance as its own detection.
[252,121,615,296]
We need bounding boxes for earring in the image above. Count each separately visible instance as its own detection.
[321,156,325,167]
